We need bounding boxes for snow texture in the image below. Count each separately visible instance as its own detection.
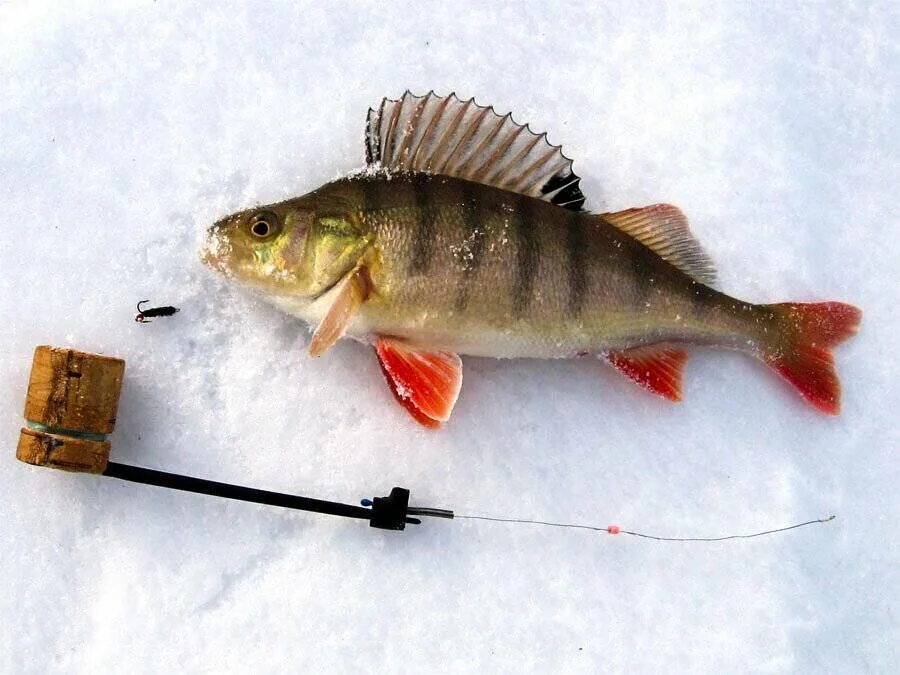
[1,1,897,672]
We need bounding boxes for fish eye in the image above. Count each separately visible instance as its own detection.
[249,211,279,239]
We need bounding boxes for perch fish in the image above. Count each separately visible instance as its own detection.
[201,91,861,427]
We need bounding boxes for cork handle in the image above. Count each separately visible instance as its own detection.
[24,346,125,433]
[17,428,110,473]
[17,346,124,474]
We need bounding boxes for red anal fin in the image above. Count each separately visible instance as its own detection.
[373,337,462,427]
[605,346,687,401]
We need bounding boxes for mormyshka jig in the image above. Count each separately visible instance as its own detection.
[135,300,180,323]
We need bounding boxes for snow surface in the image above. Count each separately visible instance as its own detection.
[1,1,897,672]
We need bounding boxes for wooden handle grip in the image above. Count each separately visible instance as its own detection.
[17,427,109,474]
[23,346,125,434]
[18,346,124,473]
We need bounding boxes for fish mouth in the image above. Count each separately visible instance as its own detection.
[199,226,232,271]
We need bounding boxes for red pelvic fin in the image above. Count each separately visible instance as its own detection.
[764,301,862,415]
[605,346,688,401]
[373,337,463,427]
[375,354,441,428]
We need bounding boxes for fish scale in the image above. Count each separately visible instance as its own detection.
[307,172,740,359]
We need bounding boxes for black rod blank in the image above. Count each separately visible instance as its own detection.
[103,461,373,521]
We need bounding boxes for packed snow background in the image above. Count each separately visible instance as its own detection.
[1,1,896,672]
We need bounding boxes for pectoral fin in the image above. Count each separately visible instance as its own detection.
[373,337,463,427]
[308,266,371,357]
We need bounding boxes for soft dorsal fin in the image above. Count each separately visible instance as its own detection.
[365,90,586,210]
[600,204,717,285]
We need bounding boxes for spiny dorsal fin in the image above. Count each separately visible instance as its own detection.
[600,204,717,286]
[365,90,586,211]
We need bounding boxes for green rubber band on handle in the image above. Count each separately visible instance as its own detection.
[26,420,108,442]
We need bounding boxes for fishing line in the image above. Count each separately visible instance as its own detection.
[454,513,836,541]
[54,459,839,542]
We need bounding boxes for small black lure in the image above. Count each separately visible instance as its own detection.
[135,300,180,323]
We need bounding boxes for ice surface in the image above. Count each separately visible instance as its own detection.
[1,1,897,672]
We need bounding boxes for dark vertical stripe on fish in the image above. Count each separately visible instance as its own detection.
[688,278,719,322]
[408,177,436,274]
[357,175,380,215]
[565,212,588,316]
[512,195,538,316]
[629,235,655,304]
[454,187,486,312]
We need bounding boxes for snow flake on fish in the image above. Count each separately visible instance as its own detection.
[450,227,486,270]
[345,164,394,181]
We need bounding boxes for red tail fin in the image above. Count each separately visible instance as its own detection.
[763,302,861,414]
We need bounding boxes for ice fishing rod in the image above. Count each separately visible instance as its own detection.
[17,346,834,539]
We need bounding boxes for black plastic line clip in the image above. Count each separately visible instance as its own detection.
[365,487,456,531]
[369,487,418,530]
